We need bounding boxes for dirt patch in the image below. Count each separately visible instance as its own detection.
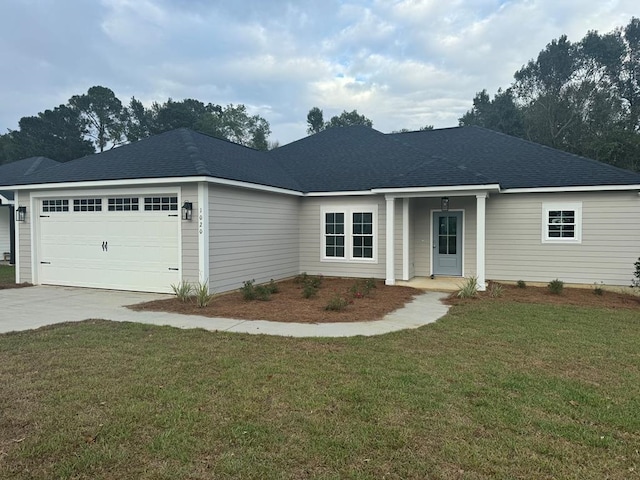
[129,277,420,323]
[446,282,640,309]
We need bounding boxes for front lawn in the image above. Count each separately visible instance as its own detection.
[1,301,639,479]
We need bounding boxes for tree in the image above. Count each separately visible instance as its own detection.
[392,125,434,133]
[325,109,373,129]
[459,17,640,170]
[124,97,153,142]
[69,86,127,152]
[306,107,325,134]
[459,88,523,137]
[7,105,94,162]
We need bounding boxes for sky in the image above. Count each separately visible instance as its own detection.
[0,0,638,146]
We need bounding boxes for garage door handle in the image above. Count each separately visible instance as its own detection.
[40,261,51,264]
[102,241,108,252]
[168,268,179,271]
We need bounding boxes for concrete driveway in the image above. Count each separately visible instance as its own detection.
[0,285,450,337]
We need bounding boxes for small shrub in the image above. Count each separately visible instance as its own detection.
[516,280,526,289]
[457,276,478,299]
[300,274,322,299]
[548,279,564,295]
[488,282,503,298]
[364,278,377,292]
[195,281,214,308]
[632,258,640,288]
[254,284,272,301]
[171,281,193,302]
[325,292,349,311]
[593,282,604,296]
[241,279,256,301]
[266,279,279,294]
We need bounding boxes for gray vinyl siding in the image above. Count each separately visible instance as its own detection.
[299,196,386,279]
[411,196,477,277]
[180,183,199,284]
[208,186,300,293]
[485,191,640,285]
[17,191,32,283]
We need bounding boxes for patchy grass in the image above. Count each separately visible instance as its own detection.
[1,301,639,479]
[0,264,15,284]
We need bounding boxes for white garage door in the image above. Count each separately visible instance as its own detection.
[38,194,180,293]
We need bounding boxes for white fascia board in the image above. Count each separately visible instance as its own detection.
[9,176,303,197]
[375,184,501,198]
[0,193,13,205]
[304,190,376,197]
[502,184,640,194]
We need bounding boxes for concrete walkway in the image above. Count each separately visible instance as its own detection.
[0,285,450,337]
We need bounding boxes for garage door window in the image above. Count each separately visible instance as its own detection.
[144,196,178,211]
[108,197,139,211]
[42,199,69,212]
[73,198,102,212]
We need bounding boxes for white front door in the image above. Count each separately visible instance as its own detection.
[38,194,180,293]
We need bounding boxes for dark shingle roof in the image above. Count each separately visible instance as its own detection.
[268,126,493,192]
[391,126,640,189]
[1,129,301,191]
[1,126,639,193]
[0,156,60,201]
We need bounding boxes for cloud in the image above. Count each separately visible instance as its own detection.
[0,0,638,144]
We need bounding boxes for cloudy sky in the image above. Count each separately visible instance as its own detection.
[0,0,637,145]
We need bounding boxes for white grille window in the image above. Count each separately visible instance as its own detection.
[144,196,178,211]
[542,202,582,244]
[73,198,102,212]
[42,199,69,212]
[108,197,139,211]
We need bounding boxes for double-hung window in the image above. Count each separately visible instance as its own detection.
[542,202,582,243]
[322,206,377,262]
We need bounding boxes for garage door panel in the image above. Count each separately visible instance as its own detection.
[38,196,180,293]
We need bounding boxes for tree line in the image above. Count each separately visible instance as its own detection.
[0,86,272,164]
[459,17,640,171]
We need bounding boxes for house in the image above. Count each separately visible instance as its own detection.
[2,126,639,294]
[0,157,59,264]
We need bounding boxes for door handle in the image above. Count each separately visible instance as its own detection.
[102,241,108,252]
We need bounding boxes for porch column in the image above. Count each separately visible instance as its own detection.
[402,198,410,281]
[476,193,487,291]
[385,196,395,285]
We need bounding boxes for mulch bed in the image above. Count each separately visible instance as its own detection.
[129,277,420,323]
[0,283,32,290]
[446,282,640,309]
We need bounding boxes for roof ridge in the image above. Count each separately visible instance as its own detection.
[178,128,212,176]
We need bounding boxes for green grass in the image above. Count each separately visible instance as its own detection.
[0,264,15,284]
[1,301,639,479]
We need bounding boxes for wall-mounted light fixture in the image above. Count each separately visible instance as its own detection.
[181,201,193,221]
[440,197,449,212]
[16,206,27,222]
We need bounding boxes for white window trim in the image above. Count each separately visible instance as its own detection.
[542,202,582,244]
[320,205,378,263]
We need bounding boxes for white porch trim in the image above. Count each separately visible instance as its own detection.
[402,198,410,281]
[476,193,487,291]
[385,196,395,285]
[198,182,210,287]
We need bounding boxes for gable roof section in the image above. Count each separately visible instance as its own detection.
[268,126,494,192]
[391,126,640,189]
[0,156,60,201]
[2,129,301,191]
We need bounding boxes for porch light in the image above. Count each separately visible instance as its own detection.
[181,201,193,221]
[440,197,449,211]
[16,206,27,222]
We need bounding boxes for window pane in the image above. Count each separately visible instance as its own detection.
[336,224,344,234]
[336,236,344,246]
[353,247,363,257]
[353,237,363,247]
[362,247,373,258]
[363,223,372,235]
[439,236,448,254]
[439,217,447,235]
[326,224,334,234]
[353,223,362,234]
[336,246,344,257]
[326,236,335,246]
[326,213,334,224]
[362,213,372,223]
[448,236,457,254]
[336,213,344,223]
[363,237,373,247]
[353,212,362,223]
[448,217,457,235]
